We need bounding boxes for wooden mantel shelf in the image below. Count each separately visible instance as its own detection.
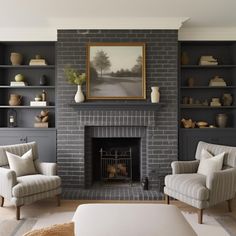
[69,102,165,110]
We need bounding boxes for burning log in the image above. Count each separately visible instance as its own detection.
[107,165,116,178]
[107,163,128,178]
[117,163,128,176]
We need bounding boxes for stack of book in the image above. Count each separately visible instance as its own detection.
[29,59,47,66]
[10,81,28,86]
[210,99,222,107]
[30,101,48,106]
[209,76,227,86]
[199,56,218,66]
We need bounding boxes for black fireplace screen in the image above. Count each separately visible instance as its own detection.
[92,138,140,182]
[100,148,132,182]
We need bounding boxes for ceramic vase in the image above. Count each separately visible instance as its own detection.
[151,86,160,103]
[40,75,47,86]
[9,94,22,106]
[188,77,195,87]
[74,85,85,103]
[222,93,233,106]
[10,52,23,65]
[216,113,228,128]
[181,52,189,65]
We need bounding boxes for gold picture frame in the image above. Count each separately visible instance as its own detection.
[86,42,146,100]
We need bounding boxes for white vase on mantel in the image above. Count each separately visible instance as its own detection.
[74,85,85,103]
[151,86,160,103]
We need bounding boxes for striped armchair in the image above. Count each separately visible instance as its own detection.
[0,142,61,220]
[164,141,236,224]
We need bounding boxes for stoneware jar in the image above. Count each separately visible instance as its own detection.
[181,52,189,65]
[10,52,23,65]
[222,93,233,106]
[216,113,228,128]
[9,94,22,106]
[39,74,47,86]
[187,77,195,87]
[151,86,160,103]
[74,85,85,103]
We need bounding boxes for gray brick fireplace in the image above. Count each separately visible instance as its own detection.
[56,30,178,199]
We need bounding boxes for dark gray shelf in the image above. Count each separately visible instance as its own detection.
[181,65,236,68]
[0,65,55,69]
[181,86,236,89]
[0,106,55,109]
[180,128,236,130]
[0,127,56,130]
[70,102,165,110]
[180,105,236,109]
[0,86,55,89]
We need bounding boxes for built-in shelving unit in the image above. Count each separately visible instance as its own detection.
[0,41,56,128]
[0,41,57,162]
[179,41,236,160]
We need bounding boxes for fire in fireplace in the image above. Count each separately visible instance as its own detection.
[92,138,140,183]
[100,147,132,182]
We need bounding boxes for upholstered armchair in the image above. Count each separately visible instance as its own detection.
[0,142,61,220]
[164,141,236,224]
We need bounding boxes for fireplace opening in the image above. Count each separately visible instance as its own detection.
[92,138,140,183]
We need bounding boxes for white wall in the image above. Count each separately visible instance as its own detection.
[1,23,236,41]
[0,17,187,41]
[179,27,236,41]
[0,0,236,41]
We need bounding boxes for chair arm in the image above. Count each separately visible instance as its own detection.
[171,160,200,174]
[34,160,57,176]
[0,167,17,199]
[206,168,236,205]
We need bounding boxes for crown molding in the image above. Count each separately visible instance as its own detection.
[0,17,188,41]
[52,17,189,30]
[179,27,236,41]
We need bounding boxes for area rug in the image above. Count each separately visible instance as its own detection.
[1,211,236,236]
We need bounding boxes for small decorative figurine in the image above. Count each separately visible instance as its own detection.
[34,110,49,128]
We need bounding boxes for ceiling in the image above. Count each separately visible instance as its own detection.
[1,0,235,28]
[0,0,235,40]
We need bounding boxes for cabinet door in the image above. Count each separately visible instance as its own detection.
[179,129,236,161]
[0,129,56,162]
[26,130,56,162]
[0,131,26,145]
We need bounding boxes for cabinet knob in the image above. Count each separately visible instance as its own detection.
[20,137,27,143]
[211,138,219,144]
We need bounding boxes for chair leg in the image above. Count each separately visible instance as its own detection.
[56,194,61,207]
[0,196,4,207]
[16,205,22,220]
[227,199,232,212]
[198,209,203,224]
[165,194,170,205]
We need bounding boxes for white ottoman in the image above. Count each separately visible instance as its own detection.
[72,204,197,236]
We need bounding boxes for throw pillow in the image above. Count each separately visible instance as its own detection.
[6,149,37,177]
[197,149,225,176]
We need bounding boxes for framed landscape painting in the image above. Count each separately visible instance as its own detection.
[86,42,146,99]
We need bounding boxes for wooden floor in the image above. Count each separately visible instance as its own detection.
[1,197,236,220]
